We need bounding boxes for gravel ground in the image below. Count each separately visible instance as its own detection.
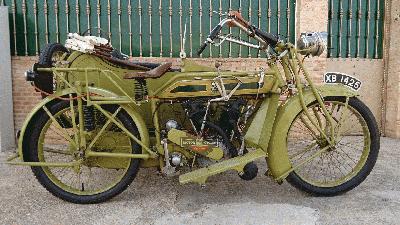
[0,137,399,225]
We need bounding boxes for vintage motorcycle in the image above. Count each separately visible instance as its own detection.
[7,11,379,204]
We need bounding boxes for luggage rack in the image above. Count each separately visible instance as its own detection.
[4,66,159,166]
[37,67,148,105]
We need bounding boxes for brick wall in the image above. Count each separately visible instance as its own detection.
[11,57,41,130]
[383,0,400,137]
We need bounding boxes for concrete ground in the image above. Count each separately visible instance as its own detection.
[0,137,399,225]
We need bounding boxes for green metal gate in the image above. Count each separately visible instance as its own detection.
[328,0,384,59]
[2,0,296,58]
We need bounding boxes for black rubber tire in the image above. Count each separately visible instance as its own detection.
[39,43,68,65]
[26,101,141,204]
[37,43,69,98]
[286,96,380,196]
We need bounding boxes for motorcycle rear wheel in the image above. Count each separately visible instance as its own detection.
[286,96,379,196]
[26,101,141,203]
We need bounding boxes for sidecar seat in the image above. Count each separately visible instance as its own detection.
[123,62,173,79]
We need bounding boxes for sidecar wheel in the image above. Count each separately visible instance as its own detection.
[26,101,141,204]
[37,43,69,98]
[285,96,379,196]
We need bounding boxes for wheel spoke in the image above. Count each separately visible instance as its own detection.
[36,103,137,196]
[287,99,370,187]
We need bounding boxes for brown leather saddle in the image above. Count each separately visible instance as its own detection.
[123,62,173,79]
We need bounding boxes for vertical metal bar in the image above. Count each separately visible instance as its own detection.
[267,0,271,33]
[107,0,111,44]
[239,0,242,57]
[168,0,172,57]
[189,0,193,57]
[338,0,343,58]
[55,0,60,43]
[218,0,222,58]
[328,0,333,57]
[97,0,101,36]
[86,0,90,35]
[118,0,122,51]
[159,0,163,57]
[374,0,380,58]
[76,0,80,33]
[365,0,370,58]
[179,0,182,57]
[11,0,17,55]
[128,0,132,56]
[277,0,280,37]
[34,0,39,55]
[248,0,252,58]
[356,0,361,57]
[149,0,153,57]
[347,0,353,57]
[257,0,261,57]
[22,0,28,55]
[209,0,212,57]
[44,0,49,43]
[65,0,70,34]
[199,0,203,57]
[228,0,232,58]
[138,0,143,57]
[287,0,291,42]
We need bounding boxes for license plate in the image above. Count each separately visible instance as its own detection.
[324,72,362,91]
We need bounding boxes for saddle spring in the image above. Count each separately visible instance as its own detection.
[133,79,149,101]
[83,105,95,131]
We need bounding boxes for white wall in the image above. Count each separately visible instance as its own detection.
[0,6,15,151]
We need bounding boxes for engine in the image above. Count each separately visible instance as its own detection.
[181,98,246,138]
[159,98,258,180]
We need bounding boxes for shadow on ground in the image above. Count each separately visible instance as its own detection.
[1,138,399,225]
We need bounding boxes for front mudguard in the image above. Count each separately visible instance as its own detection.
[267,84,358,182]
[17,87,150,162]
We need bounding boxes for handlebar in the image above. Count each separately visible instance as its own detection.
[197,25,223,56]
[197,11,280,56]
[253,27,279,47]
[197,43,208,56]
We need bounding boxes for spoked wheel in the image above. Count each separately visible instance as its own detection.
[286,96,379,196]
[39,43,68,66]
[26,100,141,203]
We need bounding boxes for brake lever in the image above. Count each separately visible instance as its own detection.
[214,34,232,47]
[212,10,228,16]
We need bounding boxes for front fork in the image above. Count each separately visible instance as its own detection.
[290,50,346,147]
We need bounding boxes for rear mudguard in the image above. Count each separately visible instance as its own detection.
[17,87,150,162]
[267,84,358,182]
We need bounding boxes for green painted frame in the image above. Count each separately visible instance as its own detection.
[6,43,359,183]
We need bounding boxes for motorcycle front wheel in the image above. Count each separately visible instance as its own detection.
[286,96,379,196]
[26,100,141,203]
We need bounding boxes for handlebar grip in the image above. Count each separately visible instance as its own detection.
[253,27,279,47]
[209,25,222,40]
[197,42,208,56]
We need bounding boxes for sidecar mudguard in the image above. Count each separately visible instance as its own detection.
[17,87,150,162]
[267,84,358,182]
